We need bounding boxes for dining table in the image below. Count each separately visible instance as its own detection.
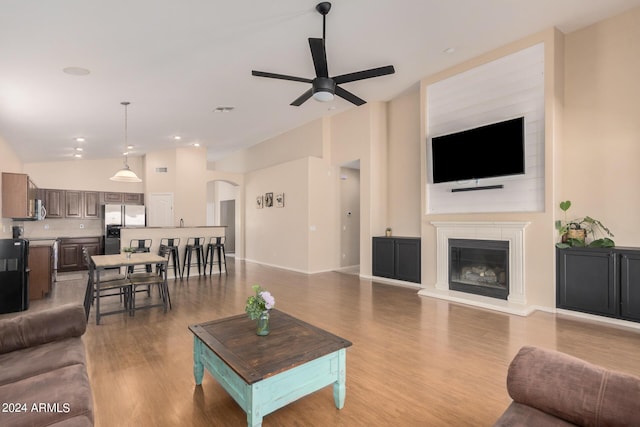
[90,252,168,324]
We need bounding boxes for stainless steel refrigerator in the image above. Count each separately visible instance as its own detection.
[103,204,146,254]
[0,238,29,314]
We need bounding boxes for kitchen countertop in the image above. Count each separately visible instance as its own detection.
[121,225,226,229]
[27,239,58,247]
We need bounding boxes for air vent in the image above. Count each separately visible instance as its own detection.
[155,167,168,173]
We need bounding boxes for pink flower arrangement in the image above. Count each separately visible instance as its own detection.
[245,285,276,320]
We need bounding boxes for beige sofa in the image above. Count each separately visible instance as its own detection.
[0,304,94,426]
[494,345,640,426]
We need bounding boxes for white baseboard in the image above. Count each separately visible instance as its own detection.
[362,274,422,290]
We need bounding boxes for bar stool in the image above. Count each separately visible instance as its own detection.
[205,236,227,275]
[128,239,152,274]
[182,237,205,279]
[160,238,182,279]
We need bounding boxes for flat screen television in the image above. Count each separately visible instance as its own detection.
[430,116,525,184]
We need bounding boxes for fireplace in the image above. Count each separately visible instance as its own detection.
[449,239,509,300]
[424,221,530,313]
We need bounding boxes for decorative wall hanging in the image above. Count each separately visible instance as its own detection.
[265,192,274,207]
[275,193,285,208]
[256,195,264,209]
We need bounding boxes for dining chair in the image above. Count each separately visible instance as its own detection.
[83,248,132,322]
[128,238,153,274]
[128,245,172,314]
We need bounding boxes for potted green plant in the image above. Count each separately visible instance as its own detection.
[555,200,615,248]
[122,247,135,258]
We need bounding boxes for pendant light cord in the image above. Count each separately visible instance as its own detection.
[121,101,130,167]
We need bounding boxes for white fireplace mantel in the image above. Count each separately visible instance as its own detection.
[419,221,532,315]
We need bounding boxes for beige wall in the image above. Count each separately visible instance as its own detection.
[213,120,324,174]
[308,157,340,273]
[175,147,207,226]
[330,102,389,276]
[563,7,640,246]
[144,149,177,197]
[387,86,421,237]
[0,136,24,238]
[245,158,310,271]
[24,157,144,192]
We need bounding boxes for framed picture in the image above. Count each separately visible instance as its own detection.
[265,192,273,207]
[275,192,285,208]
[256,195,264,209]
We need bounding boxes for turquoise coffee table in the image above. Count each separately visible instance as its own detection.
[189,310,352,427]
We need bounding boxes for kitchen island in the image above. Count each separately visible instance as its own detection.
[120,226,226,278]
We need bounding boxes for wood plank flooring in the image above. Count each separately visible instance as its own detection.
[9,259,640,426]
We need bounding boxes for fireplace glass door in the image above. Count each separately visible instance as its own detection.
[449,239,509,300]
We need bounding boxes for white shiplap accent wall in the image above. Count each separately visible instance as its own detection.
[426,43,545,214]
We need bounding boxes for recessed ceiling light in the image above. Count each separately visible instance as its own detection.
[63,67,90,76]
[75,137,85,142]
[214,106,234,113]
[443,47,456,54]
[127,145,134,150]
[193,143,200,147]
[173,136,181,140]
[75,147,83,151]
[73,153,82,158]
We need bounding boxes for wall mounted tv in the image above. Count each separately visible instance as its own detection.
[430,116,525,184]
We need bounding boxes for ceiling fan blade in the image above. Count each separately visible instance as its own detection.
[333,65,395,84]
[309,38,329,78]
[252,70,312,83]
[290,88,313,106]
[335,86,366,106]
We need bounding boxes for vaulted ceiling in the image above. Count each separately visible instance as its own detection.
[2,0,640,164]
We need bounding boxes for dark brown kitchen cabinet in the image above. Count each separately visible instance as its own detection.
[65,190,82,218]
[123,192,143,205]
[103,192,143,205]
[44,189,65,218]
[103,192,123,203]
[58,237,101,272]
[84,191,100,218]
[44,189,100,219]
[69,190,100,219]
[29,244,54,300]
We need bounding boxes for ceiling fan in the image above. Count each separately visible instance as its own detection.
[252,2,395,107]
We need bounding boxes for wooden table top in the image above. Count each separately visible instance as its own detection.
[91,253,166,269]
[189,310,352,384]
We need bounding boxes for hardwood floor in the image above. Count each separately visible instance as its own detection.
[10,259,640,426]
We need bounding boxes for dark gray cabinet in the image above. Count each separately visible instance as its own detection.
[372,237,421,283]
[557,247,640,322]
[620,250,640,322]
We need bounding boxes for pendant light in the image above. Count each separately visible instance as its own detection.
[110,101,142,182]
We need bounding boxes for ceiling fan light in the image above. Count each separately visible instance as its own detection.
[110,164,142,182]
[313,90,334,102]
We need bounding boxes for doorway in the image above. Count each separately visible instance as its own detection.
[339,162,360,271]
[220,200,236,254]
